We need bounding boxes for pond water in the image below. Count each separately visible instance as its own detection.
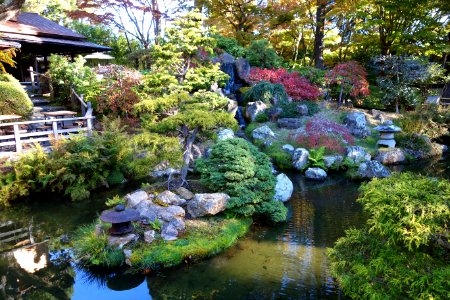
[0,156,448,299]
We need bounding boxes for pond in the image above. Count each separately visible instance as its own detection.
[0,156,448,299]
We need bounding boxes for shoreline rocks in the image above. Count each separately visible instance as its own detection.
[273,173,293,202]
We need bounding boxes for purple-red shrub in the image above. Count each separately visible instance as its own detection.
[248,67,321,101]
[289,117,354,153]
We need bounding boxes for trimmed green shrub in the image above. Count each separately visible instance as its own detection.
[213,34,246,57]
[246,39,282,68]
[277,100,319,118]
[254,112,269,123]
[0,73,23,89]
[293,66,326,86]
[328,173,450,299]
[244,81,288,105]
[195,138,287,222]
[0,81,33,117]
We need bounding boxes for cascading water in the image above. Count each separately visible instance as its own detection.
[235,106,246,128]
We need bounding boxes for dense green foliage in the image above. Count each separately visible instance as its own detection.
[73,223,125,268]
[245,39,282,68]
[0,79,33,117]
[73,217,251,270]
[395,106,450,139]
[195,138,287,222]
[213,34,246,57]
[48,55,98,101]
[0,120,182,205]
[329,173,450,299]
[277,100,319,118]
[243,81,288,105]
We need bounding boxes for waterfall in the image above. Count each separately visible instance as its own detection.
[235,106,246,129]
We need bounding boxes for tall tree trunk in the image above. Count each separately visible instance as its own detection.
[313,0,326,69]
[180,126,199,183]
[151,0,161,45]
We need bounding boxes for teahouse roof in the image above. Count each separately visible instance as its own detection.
[0,12,111,54]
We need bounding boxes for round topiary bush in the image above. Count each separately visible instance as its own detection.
[195,138,287,222]
[0,80,33,117]
[0,73,23,90]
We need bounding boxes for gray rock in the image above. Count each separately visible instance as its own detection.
[227,100,238,115]
[431,143,448,157]
[107,233,137,249]
[305,167,327,181]
[375,148,406,165]
[159,205,185,221]
[346,146,371,164]
[125,190,148,208]
[156,190,186,206]
[358,161,390,179]
[144,230,156,244]
[277,118,303,129]
[282,144,295,155]
[323,155,343,169]
[297,104,309,116]
[218,52,235,64]
[176,187,195,200]
[151,167,180,178]
[187,193,230,218]
[235,57,250,80]
[292,148,309,170]
[245,101,267,122]
[273,173,293,202]
[217,128,235,141]
[344,112,370,138]
[161,224,179,241]
[123,249,133,266]
[168,217,186,232]
[138,203,160,223]
[252,125,275,140]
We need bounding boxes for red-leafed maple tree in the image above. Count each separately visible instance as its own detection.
[325,61,370,107]
[248,67,321,101]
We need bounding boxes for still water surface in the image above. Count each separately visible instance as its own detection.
[0,156,448,299]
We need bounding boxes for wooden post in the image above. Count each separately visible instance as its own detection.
[13,124,22,153]
[86,117,93,137]
[52,120,59,140]
[29,66,35,91]
[81,94,86,116]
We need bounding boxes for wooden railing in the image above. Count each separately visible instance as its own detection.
[0,113,95,153]
[70,86,91,116]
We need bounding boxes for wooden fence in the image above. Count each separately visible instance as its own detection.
[0,113,95,153]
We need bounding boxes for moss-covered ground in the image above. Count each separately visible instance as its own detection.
[73,217,252,272]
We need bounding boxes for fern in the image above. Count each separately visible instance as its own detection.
[307,146,326,169]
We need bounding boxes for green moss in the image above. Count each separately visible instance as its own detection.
[0,81,33,117]
[131,217,251,270]
[73,217,251,271]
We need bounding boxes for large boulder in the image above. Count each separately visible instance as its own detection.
[156,191,186,206]
[277,118,303,129]
[358,161,390,179]
[282,144,295,155]
[187,193,230,218]
[323,155,343,169]
[252,125,275,140]
[305,167,327,181]
[375,148,406,165]
[175,187,194,200]
[217,128,235,141]
[344,112,370,138]
[297,104,309,116]
[235,57,250,80]
[245,101,267,121]
[346,146,371,164]
[273,173,293,202]
[125,190,148,208]
[292,148,309,170]
[159,205,185,221]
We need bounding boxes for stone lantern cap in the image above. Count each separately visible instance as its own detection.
[100,205,139,224]
[373,120,401,133]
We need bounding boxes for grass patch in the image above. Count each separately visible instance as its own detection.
[130,217,251,270]
[72,217,251,271]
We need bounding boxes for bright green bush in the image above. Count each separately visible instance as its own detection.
[277,100,319,118]
[254,112,269,123]
[140,71,178,95]
[293,66,326,86]
[328,173,450,299]
[0,81,33,117]
[195,138,287,222]
[243,81,288,105]
[264,144,292,171]
[0,73,23,89]
[0,119,182,205]
[213,34,246,57]
[183,64,229,92]
[246,39,282,68]
[396,133,432,158]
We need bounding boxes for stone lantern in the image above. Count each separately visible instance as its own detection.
[100,205,140,235]
[373,120,401,148]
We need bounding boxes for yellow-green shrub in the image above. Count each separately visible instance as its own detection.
[0,81,32,117]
